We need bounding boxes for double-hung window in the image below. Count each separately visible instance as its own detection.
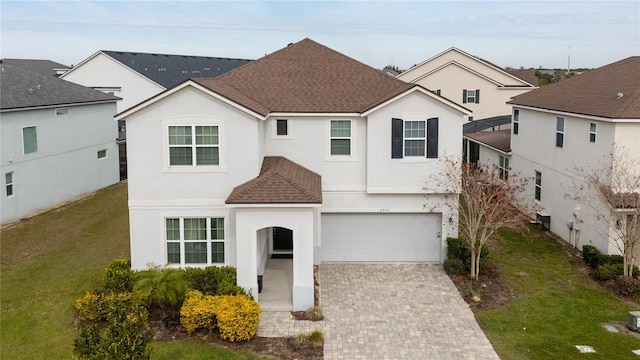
[392,118,438,159]
[166,217,225,266]
[330,120,351,155]
[535,171,542,201]
[556,117,565,148]
[499,156,509,181]
[404,121,426,156]
[589,122,597,143]
[513,109,519,135]
[5,172,13,197]
[168,125,219,166]
[463,89,480,104]
[22,126,38,154]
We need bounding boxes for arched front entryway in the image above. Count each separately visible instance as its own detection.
[257,226,294,310]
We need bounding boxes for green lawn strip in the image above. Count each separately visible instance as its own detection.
[153,340,274,360]
[475,226,640,359]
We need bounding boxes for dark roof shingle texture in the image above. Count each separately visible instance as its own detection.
[1,60,119,110]
[226,156,322,204]
[103,51,252,88]
[193,38,415,116]
[509,57,640,119]
[2,59,69,77]
[465,129,511,153]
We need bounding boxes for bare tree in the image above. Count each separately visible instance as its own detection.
[572,146,640,276]
[427,158,529,279]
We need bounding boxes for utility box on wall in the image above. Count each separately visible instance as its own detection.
[629,311,640,332]
[536,212,551,231]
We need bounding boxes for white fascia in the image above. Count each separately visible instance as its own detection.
[513,105,639,123]
[362,86,471,117]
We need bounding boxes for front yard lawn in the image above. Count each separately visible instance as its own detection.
[473,226,640,359]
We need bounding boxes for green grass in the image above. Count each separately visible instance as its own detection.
[475,226,640,359]
[0,182,267,360]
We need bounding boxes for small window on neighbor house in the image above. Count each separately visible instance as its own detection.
[513,109,519,135]
[463,89,480,104]
[5,172,14,197]
[330,120,351,155]
[55,108,68,116]
[535,171,542,201]
[97,149,107,159]
[432,89,441,95]
[22,126,38,154]
[276,119,288,136]
[499,156,510,181]
[556,117,565,148]
[589,122,597,143]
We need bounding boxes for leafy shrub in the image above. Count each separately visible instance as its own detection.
[73,293,154,359]
[215,295,261,342]
[307,329,323,342]
[613,276,640,300]
[103,259,133,293]
[134,266,188,310]
[443,258,466,275]
[74,291,136,322]
[184,266,247,297]
[582,245,602,268]
[446,237,490,273]
[180,290,261,342]
[595,263,621,281]
[601,254,624,265]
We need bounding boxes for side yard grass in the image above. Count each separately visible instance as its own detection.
[0,182,269,360]
[475,226,640,359]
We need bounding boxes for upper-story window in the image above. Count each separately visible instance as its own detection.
[330,120,351,155]
[55,108,68,116]
[589,122,597,143]
[168,125,219,166]
[392,118,439,159]
[22,126,38,154]
[535,170,542,201]
[432,89,441,95]
[276,119,288,136]
[463,89,480,104]
[513,109,520,135]
[556,117,565,148]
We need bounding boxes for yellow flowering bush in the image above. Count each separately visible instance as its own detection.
[74,291,133,322]
[179,290,261,341]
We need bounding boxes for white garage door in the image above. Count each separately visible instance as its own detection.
[321,213,442,262]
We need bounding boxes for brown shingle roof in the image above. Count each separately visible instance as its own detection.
[506,69,539,86]
[509,57,640,119]
[193,38,414,116]
[465,129,511,153]
[226,156,322,204]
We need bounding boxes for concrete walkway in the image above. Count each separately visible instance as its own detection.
[257,263,499,360]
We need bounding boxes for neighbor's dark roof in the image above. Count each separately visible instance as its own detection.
[226,156,322,204]
[463,115,511,133]
[506,69,539,86]
[2,59,69,77]
[1,60,119,110]
[102,50,252,88]
[464,129,511,153]
[509,56,640,119]
[192,38,417,116]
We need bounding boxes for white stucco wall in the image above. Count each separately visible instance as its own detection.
[61,53,165,112]
[509,106,630,254]
[1,102,119,225]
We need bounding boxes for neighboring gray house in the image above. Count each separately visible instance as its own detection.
[60,51,253,179]
[0,59,120,225]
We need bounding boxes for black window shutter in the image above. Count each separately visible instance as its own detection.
[475,89,480,104]
[462,89,467,103]
[426,118,439,158]
[391,118,403,158]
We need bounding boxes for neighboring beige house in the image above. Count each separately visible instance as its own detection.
[508,56,640,256]
[397,47,538,120]
[115,38,471,310]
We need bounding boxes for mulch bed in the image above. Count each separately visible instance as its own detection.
[448,263,515,310]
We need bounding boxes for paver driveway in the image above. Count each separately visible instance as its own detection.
[320,263,499,360]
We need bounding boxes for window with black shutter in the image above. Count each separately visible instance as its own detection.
[391,118,403,158]
[426,118,439,158]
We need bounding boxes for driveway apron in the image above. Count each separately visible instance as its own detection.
[320,263,500,360]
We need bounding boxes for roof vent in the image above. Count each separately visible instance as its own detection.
[617,92,624,99]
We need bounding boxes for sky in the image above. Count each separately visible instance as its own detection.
[1,0,639,70]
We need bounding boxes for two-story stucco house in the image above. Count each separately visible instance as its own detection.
[397,47,537,120]
[508,56,640,256]
[1,59,120,225]
[116,39,471,310]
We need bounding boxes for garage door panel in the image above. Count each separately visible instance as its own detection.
[321,213,441,262]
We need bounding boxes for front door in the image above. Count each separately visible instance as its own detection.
[272,227,293,254]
